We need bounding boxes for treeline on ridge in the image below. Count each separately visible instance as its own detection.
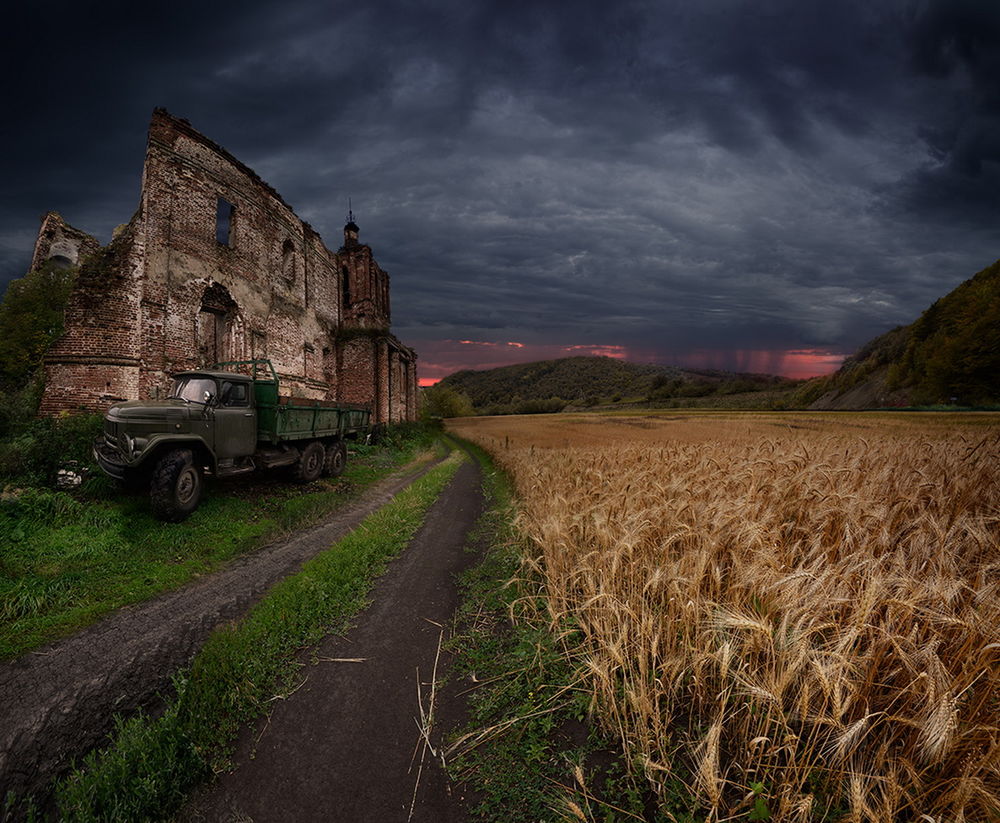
[429,356,797,416]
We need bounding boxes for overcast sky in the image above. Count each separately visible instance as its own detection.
[2,0,999,382]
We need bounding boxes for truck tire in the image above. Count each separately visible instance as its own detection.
[292,441,325,484]
[323,440,348,477]
[150,449,202,522]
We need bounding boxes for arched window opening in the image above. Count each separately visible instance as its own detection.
[197,282,238,366]
[341,265,351,308]
[47,255,74,269]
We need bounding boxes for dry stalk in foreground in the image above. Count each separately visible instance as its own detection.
[450,416,1000,822]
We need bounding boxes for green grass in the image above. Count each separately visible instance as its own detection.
[0,425,440,660]
[45,450,464,822]
[445,440,687,822]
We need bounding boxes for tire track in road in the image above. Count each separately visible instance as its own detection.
[183,457,486,823]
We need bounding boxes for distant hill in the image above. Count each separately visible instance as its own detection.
[799,258,1000,409]
[438,356,795,415]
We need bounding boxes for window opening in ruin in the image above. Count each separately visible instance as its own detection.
[48,255,74,269]
[251,330,266,361]
[342,265,351,308]
[281,238,295,282]
[216,197,235,246]
[198,282,238,365]
[198,310,226,365]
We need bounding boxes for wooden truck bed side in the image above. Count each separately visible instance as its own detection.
[261,398,371,444]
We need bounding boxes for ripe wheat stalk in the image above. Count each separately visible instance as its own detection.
[450,414,1000,821]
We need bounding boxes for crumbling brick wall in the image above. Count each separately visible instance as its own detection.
[29,212,101,271]
[38,109,417,423]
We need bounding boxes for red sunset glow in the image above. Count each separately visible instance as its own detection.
[416,340,845,386]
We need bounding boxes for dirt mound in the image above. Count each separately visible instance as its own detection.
[808,366,911,409]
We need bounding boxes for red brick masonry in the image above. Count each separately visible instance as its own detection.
[37,109,417,423]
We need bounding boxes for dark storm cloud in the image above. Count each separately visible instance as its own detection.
[893,0,1000,226]
[3,0,999,377]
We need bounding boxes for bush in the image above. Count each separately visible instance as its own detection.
[0,379,44,440]
[513,397,565,414]
[0,412,103,485]
[369,421,437,452]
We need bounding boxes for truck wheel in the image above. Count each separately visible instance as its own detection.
[150,449,202,522]
[292,441,325,484]
[323,441,348,477]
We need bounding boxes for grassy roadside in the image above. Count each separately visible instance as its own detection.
[33,449,464,822]
[0,424,439,660]
[446,440,677,822]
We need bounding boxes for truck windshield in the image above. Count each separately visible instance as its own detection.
[169,376,217,404]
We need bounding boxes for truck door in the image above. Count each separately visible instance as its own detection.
[215,380,257,459]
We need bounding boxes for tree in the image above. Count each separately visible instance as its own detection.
[420,384,475,418]
[0,260,78,387]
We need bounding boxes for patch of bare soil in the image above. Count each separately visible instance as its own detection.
[183,459,486,823]
[0,457,442,810]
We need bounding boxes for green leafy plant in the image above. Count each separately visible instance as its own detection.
[748,781,770,821]
[0,260,79,387]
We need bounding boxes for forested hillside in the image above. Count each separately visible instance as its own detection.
[800,258,1000,408]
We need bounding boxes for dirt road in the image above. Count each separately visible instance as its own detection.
[0,457,444,807]
[183,458,485,822]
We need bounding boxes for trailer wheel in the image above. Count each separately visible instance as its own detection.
[323,440,348,477]
[150,449,202,522]
[292,441,325,483]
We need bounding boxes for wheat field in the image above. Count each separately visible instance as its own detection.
[448,412,1000,822]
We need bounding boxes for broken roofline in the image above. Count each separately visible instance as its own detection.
[150,108,340,245]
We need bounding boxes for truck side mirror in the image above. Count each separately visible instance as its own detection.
[204,390,216,405]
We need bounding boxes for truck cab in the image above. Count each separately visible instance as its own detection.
[97,370,257,479]
[169,371,258,462]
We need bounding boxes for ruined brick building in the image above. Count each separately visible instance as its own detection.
[32,108,417,423]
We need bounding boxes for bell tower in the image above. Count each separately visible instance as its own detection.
[343,202,359,248]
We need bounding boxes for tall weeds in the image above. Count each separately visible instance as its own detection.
[450,415,1000,821]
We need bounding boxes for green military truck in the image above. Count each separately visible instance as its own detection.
[94,359,371,521]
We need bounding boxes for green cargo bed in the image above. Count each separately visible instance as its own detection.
[213,359,372,445]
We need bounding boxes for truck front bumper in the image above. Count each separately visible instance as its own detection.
[93,438,129,481]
